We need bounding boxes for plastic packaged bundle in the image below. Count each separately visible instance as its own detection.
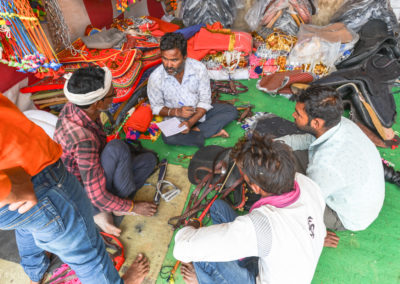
[331,0,400,36]
[272,10,299,36]
[182,0,244,27]
[287,37,341,76]
[245,0,317,31]
[245,0,273,31]
[297,23,359,63]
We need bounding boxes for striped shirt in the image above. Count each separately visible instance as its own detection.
[54,102,132,212]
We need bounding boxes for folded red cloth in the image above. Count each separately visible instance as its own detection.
[124,104,153,133]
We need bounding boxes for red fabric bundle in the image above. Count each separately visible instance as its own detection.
[124,104,153,133]
[193,23,252,54]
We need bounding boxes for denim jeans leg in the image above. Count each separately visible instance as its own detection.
[34,169,122,283]
[0,161,123,284]
[209,199,238,225]
[192,200,255,284]
[193,260,255,284]
[15,228,49,282]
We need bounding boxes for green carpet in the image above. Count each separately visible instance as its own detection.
[141,79,400,284]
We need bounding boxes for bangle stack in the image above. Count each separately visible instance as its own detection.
[167,108,173,116]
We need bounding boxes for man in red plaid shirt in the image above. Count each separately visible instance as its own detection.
[54,66,158,237]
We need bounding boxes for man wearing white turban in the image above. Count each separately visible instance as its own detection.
[54,66,158,237]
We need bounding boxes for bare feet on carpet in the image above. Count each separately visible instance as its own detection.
[94,211,121,237]
[181,262,199,284]
[324,230,340,248]
[122,253,150,284]
[211,129,229,138]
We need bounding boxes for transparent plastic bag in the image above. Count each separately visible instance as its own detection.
[297,23,359,44]
[331,0,400,36]
[182,0,244,27]
[245,0,315,31]
[287,37,341,71]
[245,0,273,31]
[296,23,360,64]
[272,11,299,36]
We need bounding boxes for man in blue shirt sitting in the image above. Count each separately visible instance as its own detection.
[278,85,385,247]
[147,33,237,147]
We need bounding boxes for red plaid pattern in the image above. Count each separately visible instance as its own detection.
[54,102,132,212]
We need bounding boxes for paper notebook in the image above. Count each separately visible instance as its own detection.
[156,117,188,137]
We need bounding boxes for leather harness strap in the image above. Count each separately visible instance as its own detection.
[168,161,243,229]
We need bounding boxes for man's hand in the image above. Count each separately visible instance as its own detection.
[185,218,201,229]
[179,121,192,134]
[177,106,195,118]
[324,230,340,248]
[0,167,37,214]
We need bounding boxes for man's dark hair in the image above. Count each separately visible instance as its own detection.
[295,85,343,129]
[66,66,106,109]
[231,133,296,195]
[160,32,187,57]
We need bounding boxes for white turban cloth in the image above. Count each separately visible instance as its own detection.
[63,67,113,106]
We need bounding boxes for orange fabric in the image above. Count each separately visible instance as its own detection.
[194,28,252,54]
[124,104,153,133]
[146,16,180,33]
[0,171,11,201]
[0,93,62,200]
[187,36,210,61]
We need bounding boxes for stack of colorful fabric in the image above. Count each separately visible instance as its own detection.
[20,77,66,114]
[178,22,252,80]
[57,16,180,103]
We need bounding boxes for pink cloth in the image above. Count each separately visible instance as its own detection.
[249,181,300,212]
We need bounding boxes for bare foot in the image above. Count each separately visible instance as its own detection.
[122,253,150,284]
[192,127,200,132]
[114,202,157,217]
[211,129,229,138]
[181,263,199,284]
[324,230,340,248]
[94,212,121,237]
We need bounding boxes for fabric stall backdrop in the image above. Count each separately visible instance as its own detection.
[0,0,164,99]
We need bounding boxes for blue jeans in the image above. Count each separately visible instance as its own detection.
[193,200,256,284]
[162,103,238,147]
[101,139,157,198]
[0,160,122,283]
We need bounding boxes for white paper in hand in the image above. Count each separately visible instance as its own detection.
[156,117,188,137]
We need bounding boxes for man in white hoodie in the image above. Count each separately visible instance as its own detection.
[173,133,326,284]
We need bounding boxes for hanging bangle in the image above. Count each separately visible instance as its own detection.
[129,201,134,212]
[167,108,172,116]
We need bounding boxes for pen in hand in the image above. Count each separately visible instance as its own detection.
[178,101,195,118]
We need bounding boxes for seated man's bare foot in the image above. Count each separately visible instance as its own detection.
[122,253,150,284]
[192,127,200,132]
[114,202,157,217]
[324,230,340,248]
[94,212,121,237]
[211,129,229,138]
[181,263,199,284]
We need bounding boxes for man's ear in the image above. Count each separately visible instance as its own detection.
[310,117,326,131]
